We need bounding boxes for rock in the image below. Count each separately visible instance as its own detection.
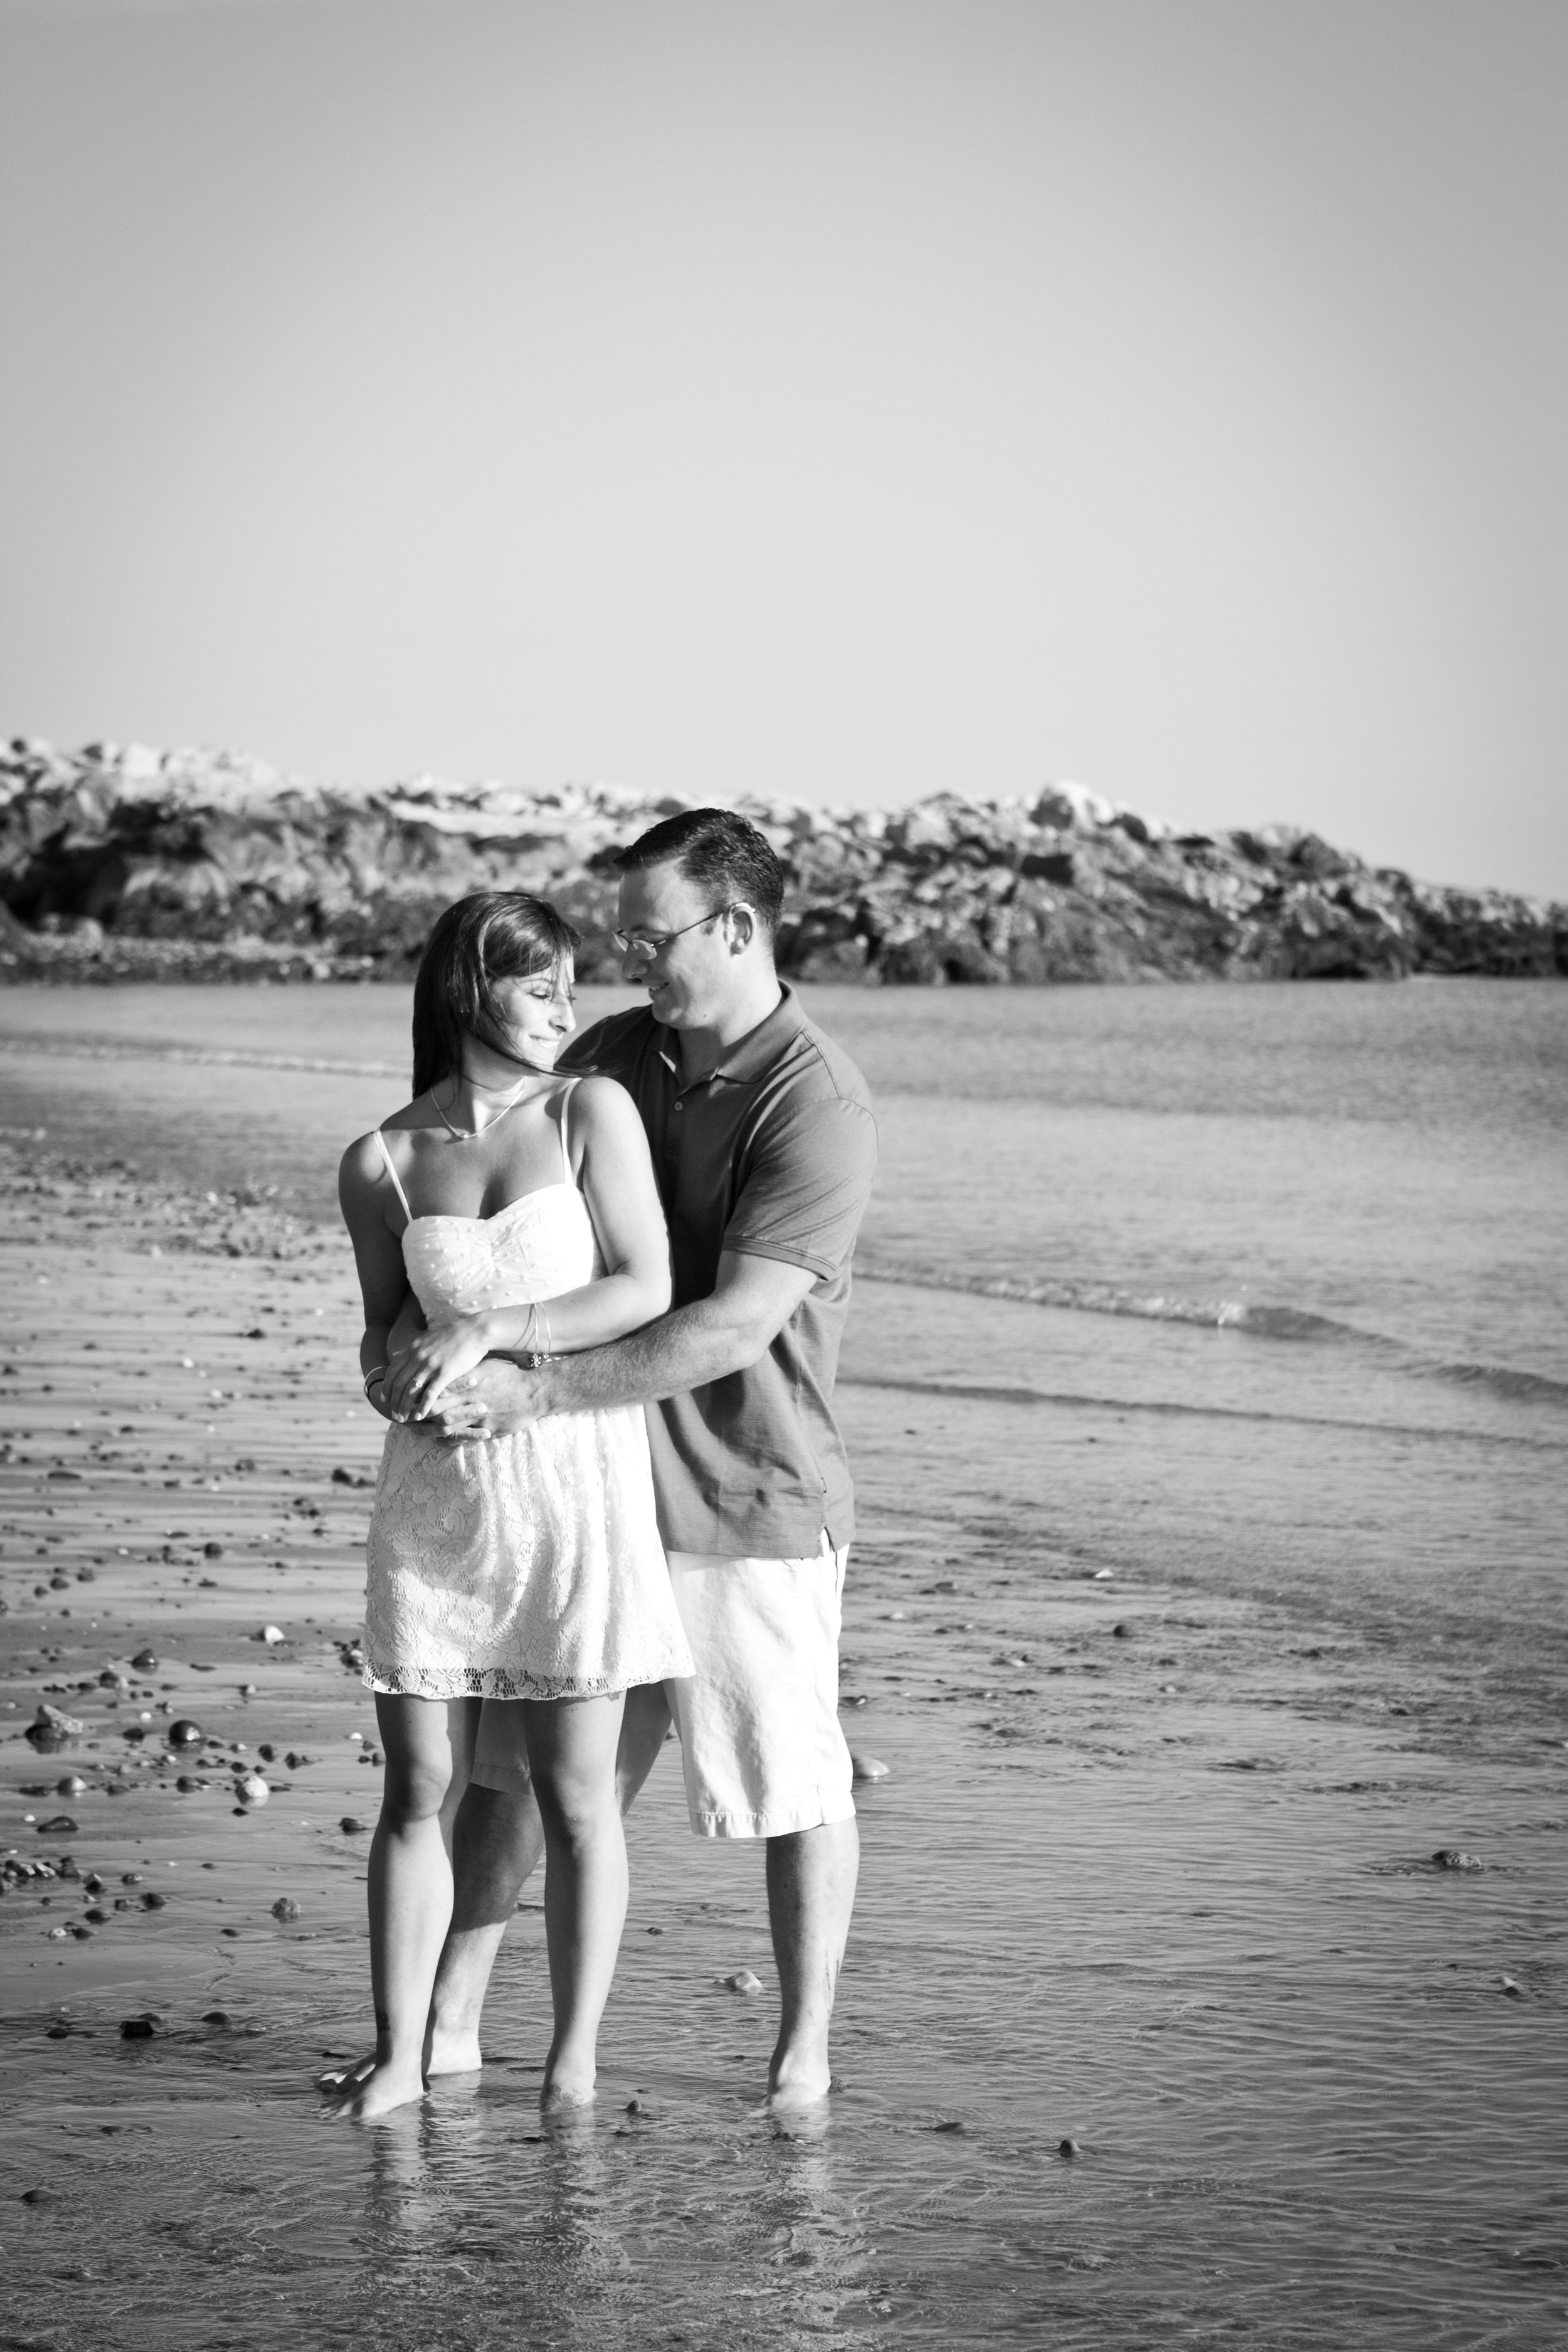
[271,1897,302,1921]
[1111,1622,1131,1638]
[339,1816,364,1834]
[722,1969,764,1996]
[850,1752,890,1782]
[1433,1849,1483,1872]
[201,2010,232,2027]
[258,1624,284,1645]
[55,1775,86,1796]
[119,2017,156,2038]
[1499,1975,1525,1998]
[235,1775,269,1808]
[239,1682,258,1698]
[140,1890,166,1909]
[21,2186,60,2205]
[204,1542,223,1557]
[1059,2137,1081,2158]
[3,740,1560,985]
[167,1719,203,1747]
[130,1649,157,1670]
[26,1703,83,1749]
[34,1814,77,1835]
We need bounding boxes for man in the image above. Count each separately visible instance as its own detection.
[419,807,876,2109]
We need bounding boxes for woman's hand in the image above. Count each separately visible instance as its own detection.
[382,1316,499,1421]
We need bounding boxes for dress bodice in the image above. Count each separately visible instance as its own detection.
[401,1186,601,1323]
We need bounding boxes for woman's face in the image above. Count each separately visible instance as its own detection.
[488,960,577,1068]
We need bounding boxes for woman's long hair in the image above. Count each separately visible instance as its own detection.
[411,893,580,1100]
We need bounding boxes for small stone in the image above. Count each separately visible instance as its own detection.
[140,1890,166,1910]
[201,2010,232,2027]
[45,1927,69,1941]
[176,1775,201,1793]
[339,1816,364,1834]
[36,1815,78,1835]
[203,1541,223,1557]
[1433,1848,1483,1872]
[27,1702,83,1749]
[625,2095,645,2115]
[1500,1975,1525,1998]
[1111,1622,1131,1638]
[120,1872,142,1885]
[239,1683,258,1698]
[259,1625,284,1645]
[21,2186,59,2205]
[1059,2137,1081,2158]
[722,1969,763,1996]
[119,2017,156,2038]
[55,1775,86,1796]
[271,1897,302,1922]
[84,1906,109,1924]
[235,1776,269,1809]
[850,1752,890,1782]
[167,1719,203,1747]
[257,1744,276,1762]
[131,1649,157,1671]
[1092,1569,1115,1581]
[931,2118,965,2133]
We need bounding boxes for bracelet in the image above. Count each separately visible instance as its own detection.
[363,1366,388,1399]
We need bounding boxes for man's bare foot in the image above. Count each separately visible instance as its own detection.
[765,2052,832,2111]
[317,2023,481,2094]
[323,2056,426,2123]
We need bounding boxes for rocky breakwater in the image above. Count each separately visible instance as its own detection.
[1,739,1561,984]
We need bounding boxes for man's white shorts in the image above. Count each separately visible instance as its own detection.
[469,1537,856,1841]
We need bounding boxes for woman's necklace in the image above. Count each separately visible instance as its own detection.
[430,1072,533,1142]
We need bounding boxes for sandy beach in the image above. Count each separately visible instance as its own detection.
[3,986,1565,2349]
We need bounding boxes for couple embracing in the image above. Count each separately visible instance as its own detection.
[332,809,877,2121]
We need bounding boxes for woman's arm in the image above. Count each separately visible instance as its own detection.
[381,1081,670,1418]
[338,1130,413,1422]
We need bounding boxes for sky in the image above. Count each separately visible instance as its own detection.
[1,0,1564,898]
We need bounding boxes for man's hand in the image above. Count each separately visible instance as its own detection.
[383,1315,497,1421]
[423,1357,546,1442]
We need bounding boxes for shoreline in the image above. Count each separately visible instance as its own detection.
[3,1118,1564,2344]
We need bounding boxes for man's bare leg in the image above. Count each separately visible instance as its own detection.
[765,1815,859,2109]
[319,1684,675,2091]
[426,1781,545,2072]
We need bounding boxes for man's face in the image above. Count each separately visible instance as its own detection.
[617,861,737,1030]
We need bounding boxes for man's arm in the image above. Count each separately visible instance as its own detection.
[429,1249,817,1438]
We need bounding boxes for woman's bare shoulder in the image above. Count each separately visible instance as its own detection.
[566,1072,640,1128]
[339,1102,425,1187]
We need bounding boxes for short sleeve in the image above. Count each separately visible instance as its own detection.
[722,1096,878,1279]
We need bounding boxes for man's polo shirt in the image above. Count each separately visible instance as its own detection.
[558,985,877,1559]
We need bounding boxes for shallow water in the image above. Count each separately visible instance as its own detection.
[2,977,1566,2346]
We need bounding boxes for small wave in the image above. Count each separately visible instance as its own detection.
[0,1035,402,1079]
[854,1256,1568,1410]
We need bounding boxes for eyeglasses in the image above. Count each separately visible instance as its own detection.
[612,904,739,959]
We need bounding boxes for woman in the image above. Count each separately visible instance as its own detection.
[335,891,690,2122]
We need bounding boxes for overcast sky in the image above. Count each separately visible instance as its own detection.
[2,0,1564,896]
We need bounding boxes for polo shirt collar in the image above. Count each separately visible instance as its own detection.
[654,983,808,1089]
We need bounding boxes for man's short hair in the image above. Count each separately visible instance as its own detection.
[613,808,785,943]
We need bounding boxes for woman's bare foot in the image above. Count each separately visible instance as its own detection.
[765,2049,832,2111]
[317,2020,482,2094]
[539,2059,596,2114]
[323,2055,427,2122]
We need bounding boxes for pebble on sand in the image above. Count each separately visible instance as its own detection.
[258,1625,285,1645]
[27,1703,83,1749]
[55,1775,86,1796]
[339,1816,364,1834]
[35,1814,78,1835]
[21,2187,59,2205]
[119,2017,156,2039]
[1433,1848,1483,1872]
[722,1969,764,1996]
[131,1649,157,1670]
[236,1775,269,1808]
[167,1719,203,1747]
[271,1896,302,1921]
[850,1752,890,1781]
[1059,2137,1081,2158]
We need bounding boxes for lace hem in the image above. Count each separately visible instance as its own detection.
[363,1660,658,1702]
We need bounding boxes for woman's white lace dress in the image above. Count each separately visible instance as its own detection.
[363,1094,692,1701]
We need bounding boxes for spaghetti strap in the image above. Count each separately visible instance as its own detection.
[373,1130,415,1226]
[556,1079,580,1186]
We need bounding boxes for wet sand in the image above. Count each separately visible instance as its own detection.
[3,1024,1566,2346]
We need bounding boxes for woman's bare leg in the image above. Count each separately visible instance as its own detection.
[328,1690,480,2122]
[523,1691,628,2111]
